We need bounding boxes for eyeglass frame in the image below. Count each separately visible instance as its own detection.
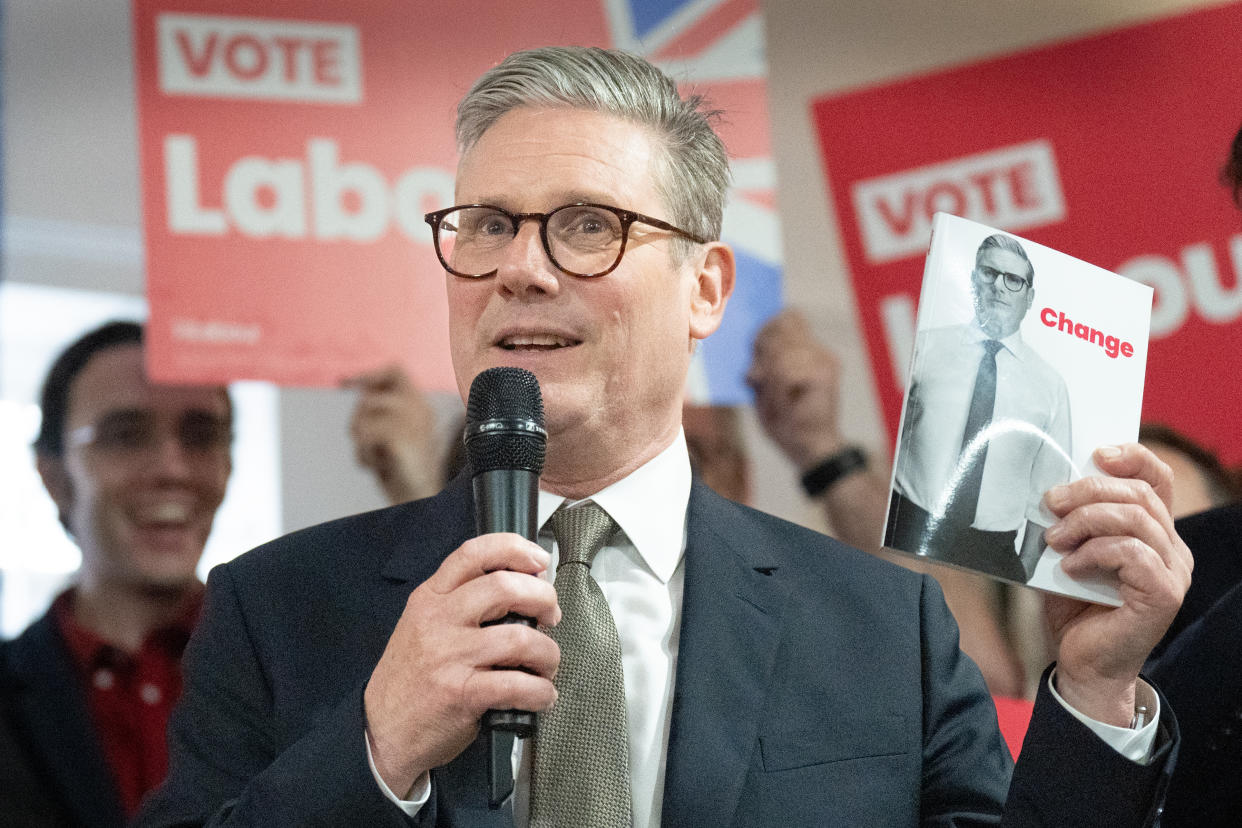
[973,264,1032,293]
[423,202,711,279]
[66,408,234,460]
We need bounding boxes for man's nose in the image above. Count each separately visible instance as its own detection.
[147,431,195,479]
[495,222,560,298]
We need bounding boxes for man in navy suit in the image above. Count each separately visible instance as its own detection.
[140,46,1191,826]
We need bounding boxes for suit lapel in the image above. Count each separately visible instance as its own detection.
[5,612,126,827]
[380,473,475,586]
[661,482,785,827]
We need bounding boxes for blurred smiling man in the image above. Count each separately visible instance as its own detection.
[1,321,232,826]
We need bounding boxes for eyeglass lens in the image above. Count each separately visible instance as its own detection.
[435,205,625,277]
[976,266,1029,292]
[76,410,232,456]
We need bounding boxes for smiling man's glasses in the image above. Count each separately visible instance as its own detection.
[67,410,233,460]
[424,202,709,279]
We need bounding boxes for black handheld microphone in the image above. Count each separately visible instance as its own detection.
[464,366,546,745]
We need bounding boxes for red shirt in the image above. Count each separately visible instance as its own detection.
[52,590,200,818]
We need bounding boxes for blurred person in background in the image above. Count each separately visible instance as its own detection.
[681,403,752,504]
[347,365,449,505]
[0,321,232,826]
[1138,422,1240,518]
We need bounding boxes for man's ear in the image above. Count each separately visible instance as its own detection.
[688,242,736,342]
[36,453,74,522]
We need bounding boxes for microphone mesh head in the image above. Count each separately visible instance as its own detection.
[464,367,546,474]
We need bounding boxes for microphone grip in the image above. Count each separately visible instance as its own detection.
[474,470,540,740]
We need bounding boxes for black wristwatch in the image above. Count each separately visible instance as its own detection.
[800,446,867,497]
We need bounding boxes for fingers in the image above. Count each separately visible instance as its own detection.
[747,309,822,386]
[348,367,436,478]
[1058,535,1189,610]
[1042,442,1193,596]
[455,567,562,629]
[750,308,808,359]
[365,532,562,788]
[1090,443,1175,512]
[429,533,551,588]
[1044,444,1180,553]
[470,621,561,677]
[1045,489,1172,567]
[747,310,845,462]
[461,663,559,715]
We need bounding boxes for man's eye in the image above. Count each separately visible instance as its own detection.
[96,422,149,449]
[467,213,513,237]
[182,416,232,451]
[558,209,616,237]
[573,215,606,234]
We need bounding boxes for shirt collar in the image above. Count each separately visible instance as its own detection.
[967,321,1029,360]
[51,587,201,674]
[537,430,691,584]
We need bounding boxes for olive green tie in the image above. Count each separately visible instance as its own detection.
[529,502,632,827]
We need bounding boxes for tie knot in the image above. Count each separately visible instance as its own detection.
[548,502,617,567]
[983,339,1003,357]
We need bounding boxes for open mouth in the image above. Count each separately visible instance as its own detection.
[135,502,193,529]
[498,334,580,351]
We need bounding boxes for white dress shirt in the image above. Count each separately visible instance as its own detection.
[895,322,1073,531]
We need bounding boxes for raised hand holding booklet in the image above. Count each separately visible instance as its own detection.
[883,213,1153,606]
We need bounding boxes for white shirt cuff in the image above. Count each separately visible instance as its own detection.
[365,729,432,814]
[1047,669,1160,765]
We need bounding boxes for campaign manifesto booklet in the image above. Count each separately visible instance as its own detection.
[883,212,1153,606]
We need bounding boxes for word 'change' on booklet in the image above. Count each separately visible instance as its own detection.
[1039,307,1135,359]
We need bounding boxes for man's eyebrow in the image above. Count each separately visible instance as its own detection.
[93,407,229,422]
[465,192,619,210]
[93,407,151,422]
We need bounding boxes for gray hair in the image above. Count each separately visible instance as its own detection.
[456,46,730,253]
[976,233,1034,286]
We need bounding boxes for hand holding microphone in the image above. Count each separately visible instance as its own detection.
[361,367,558,804]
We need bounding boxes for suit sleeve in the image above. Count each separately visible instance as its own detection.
[1002,666,1176,827]
[134,565,431,827]
[915,573,1177,828]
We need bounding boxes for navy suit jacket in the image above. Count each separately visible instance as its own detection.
[0,610,127,828]
[138,477,1174,826]
[1145,503,1242,827]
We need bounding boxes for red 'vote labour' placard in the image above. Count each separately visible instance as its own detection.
[132,0,781,400]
